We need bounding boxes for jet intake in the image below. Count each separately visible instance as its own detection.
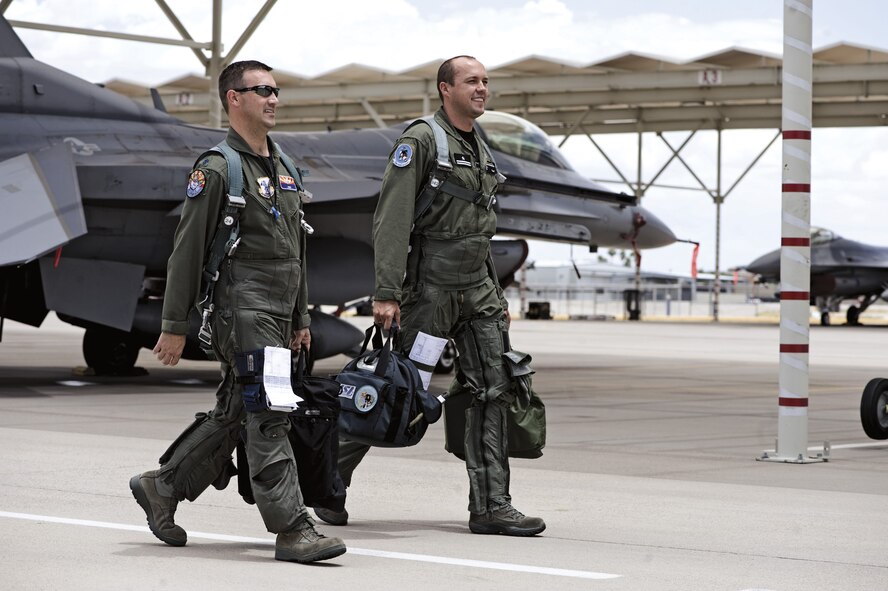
[0,144,86,266]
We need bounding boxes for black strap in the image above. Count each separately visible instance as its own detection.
[200,202,241,299]
[383,389,407,443]
[356,323,402,379]
[439,177,485,204]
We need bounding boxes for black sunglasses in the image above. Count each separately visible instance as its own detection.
[234,85,280,98]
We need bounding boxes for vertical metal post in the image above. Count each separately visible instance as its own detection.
[713,128,722,322]
[422,93,431,116]
[519,264,527,319]
[634,126,643,309]
[207,0,223,128]
[759,0,824,464]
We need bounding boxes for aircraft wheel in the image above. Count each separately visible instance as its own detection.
[83,327,141,375]
[860,378,888,440]
[820,311,830,326]
[847,305,861,325]
[434,340,456,374]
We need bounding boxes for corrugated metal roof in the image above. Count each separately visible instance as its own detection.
[107,43,888,134]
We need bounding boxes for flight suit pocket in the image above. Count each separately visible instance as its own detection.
[228,258,301,317]
[231,309,288,353]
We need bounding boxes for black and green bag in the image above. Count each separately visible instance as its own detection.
[443,349,546,460]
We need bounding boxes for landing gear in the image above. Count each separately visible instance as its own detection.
[434,340,456,374]
[860,378,888,440]
[815,295,840,327]
[846,305,861,326]
[82,327,143,375]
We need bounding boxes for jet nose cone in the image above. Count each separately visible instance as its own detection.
[746,249,780,278]
[634,208,677,249]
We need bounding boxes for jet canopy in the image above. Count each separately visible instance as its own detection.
[476,111,573,170]
[811,227,840,245]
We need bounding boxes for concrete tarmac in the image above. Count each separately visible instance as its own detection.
[1,316,887,590]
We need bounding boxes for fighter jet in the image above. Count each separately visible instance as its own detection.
[0,17,675,374]
[746,227,888,326]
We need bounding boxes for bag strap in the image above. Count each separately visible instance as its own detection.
[373,323,400,378]
[293,347,311,384]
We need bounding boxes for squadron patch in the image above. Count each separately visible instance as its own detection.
[354,385,379,412]
[185,169,206,198]
[392,143,413,168]
[257,176,275,199]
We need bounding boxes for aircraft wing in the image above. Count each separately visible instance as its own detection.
[0,143,86,266]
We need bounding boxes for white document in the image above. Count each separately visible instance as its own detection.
[262,346,303,412]
[408,331,449,390]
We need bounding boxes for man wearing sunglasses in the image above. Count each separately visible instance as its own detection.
[130,60,346,564]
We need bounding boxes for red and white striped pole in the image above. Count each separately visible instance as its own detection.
[760,0,825,463]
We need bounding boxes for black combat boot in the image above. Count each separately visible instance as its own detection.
[129,470,187,546]
[469,501,546,536]
[314,506,348,526]
[275,518,347,563]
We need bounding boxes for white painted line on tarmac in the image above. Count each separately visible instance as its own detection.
[0,511,620,581]
[811,441,888,450]
[763,441,888,454]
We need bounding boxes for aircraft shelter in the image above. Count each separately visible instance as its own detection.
[9,4,888,318]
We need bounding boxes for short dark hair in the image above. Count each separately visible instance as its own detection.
[218,60,273,113]
[436,55,476,102]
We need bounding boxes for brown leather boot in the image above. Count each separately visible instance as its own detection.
[469,502,546,536]
[275,519,347,563]
[129,470,187,546]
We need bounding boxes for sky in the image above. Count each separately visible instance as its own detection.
[5,0,888,276]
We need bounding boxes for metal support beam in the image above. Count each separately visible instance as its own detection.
[0,0,14,15]
[360,98,387,128]
[582,128,635,194]
[657,133,718,199]
[713,128,723,322]
[557,107,592,148]
[723,130,781,199]
[207,0,223,128]
[8,19,212,49]
[223,0,278,67]
[154,0,209,68]
[642,128,700,193]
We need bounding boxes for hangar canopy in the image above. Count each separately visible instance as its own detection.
[105,44,888,134]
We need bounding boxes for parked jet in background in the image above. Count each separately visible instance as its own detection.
[0,17,675,374]
[746,227,888,326]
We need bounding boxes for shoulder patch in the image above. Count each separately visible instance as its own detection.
[392,143,413,168]
[186,169,207,198]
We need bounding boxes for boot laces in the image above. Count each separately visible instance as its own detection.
[296,519,324,542]
[492,502,526,521]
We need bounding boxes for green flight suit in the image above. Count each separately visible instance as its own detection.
[154,128,312,534]
[338,108,515,514]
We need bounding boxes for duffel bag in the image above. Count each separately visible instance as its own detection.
[237,349,346,511]
[335,323,444,447]
[444,348,546,460]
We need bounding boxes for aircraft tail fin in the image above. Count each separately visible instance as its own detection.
[0,16,32,58]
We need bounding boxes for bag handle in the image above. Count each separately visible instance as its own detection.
[292,347,312,385]
[373,322,400,378]
[356,322,401,377]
